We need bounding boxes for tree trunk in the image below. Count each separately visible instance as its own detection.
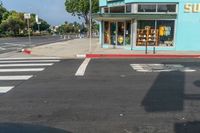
[83,14,90,37]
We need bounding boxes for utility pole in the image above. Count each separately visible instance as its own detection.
[24,13,31,45]
[89,0,92,53]
[36,15,41,33]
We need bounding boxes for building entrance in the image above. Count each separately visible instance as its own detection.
[104,21,131,47]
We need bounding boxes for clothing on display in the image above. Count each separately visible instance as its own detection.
[165,26,171,36]
[159,26,171,36]
[159,26,165,36]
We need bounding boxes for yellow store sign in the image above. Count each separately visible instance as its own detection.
[184,3,200,13]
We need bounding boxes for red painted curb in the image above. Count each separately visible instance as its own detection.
[86,54,200,59]
[22,49,32,54]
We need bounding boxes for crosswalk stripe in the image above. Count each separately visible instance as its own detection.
[0,57,60,60]
[0,86,14,93]
[0,68,45,72]
[0,75,33,80]
[75,58,91,76]
[0,63,53,67]
[0,60,60,63]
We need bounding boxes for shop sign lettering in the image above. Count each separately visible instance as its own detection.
[184,3,200,13]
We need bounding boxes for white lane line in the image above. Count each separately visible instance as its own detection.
[0,68,45,72]
[0,60,60,63]
[0,86,14,93]
[0,57,60,60]
[0,63,53,67]
[0,75,33,80]
[3,43,23,45]
[75,58,91,76]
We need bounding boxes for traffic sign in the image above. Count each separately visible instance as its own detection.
[24,13,31,19]
[35,15,39,23]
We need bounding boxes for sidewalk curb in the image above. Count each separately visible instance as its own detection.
[85,54,200,59]
[76,54,86,58]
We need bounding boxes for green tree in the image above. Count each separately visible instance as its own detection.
[65,0,99,29]
[0,2,7,22]
[0,11,25,36]
[57,21,81,34]
[32,19,50,32]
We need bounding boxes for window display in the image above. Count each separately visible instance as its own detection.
[157,20,175,46]
[137,20,175,47]
[137,20,158,46]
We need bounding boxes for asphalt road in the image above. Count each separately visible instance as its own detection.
[0,35,73,54]
[0,58,200,133]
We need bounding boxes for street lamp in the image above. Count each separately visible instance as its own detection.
[89,0,92,53]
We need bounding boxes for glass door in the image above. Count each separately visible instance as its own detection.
[110,22,117,46]
[117,22,125,46]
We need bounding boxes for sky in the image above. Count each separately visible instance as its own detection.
[1,0,83,26]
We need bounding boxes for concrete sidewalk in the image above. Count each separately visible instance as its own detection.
[27,38,200,58]
[30,38,98,58]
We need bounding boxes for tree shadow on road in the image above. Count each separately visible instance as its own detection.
[194,80,200,88]
[0,123,72,133]
[141,72,185,112]
[174,121,200,133]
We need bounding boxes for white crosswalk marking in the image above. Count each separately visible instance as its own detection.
[0,75,33,80]
[0,87,14,93]
[131,64,196,73]
[0,68,45,72]
[0,60,60,63]
[0,57,60,93]
[0,63,53,67]
[0,57,60,60]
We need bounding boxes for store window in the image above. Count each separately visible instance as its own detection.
[137,20,156,46]
[138,4,156,12]
[104,7,109,13]
[126,4,132,13]
[110,6,125,13]
[157,20,175,47]
[136,20,175,47]
[117,22,125,45]
[157,4,176,12]
[104,21,110,44]
[125,21,131,45]
[110,22,117,45]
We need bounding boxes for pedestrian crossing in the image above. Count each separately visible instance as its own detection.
[0,57,60,94]
[131,64,196,72]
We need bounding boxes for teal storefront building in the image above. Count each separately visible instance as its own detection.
[94,0,200,51]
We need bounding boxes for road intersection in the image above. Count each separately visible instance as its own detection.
[0,57,199,133]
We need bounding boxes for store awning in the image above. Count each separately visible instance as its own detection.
[92,13,177,21]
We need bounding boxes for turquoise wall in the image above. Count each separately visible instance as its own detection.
[99,0,200,51]
[176,1,200,51]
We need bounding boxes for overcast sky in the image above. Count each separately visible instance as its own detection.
[1,0,83,26]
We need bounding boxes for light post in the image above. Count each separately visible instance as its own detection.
[36,15,41,34]
[37,22,41,33]
[89,0,92,53]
